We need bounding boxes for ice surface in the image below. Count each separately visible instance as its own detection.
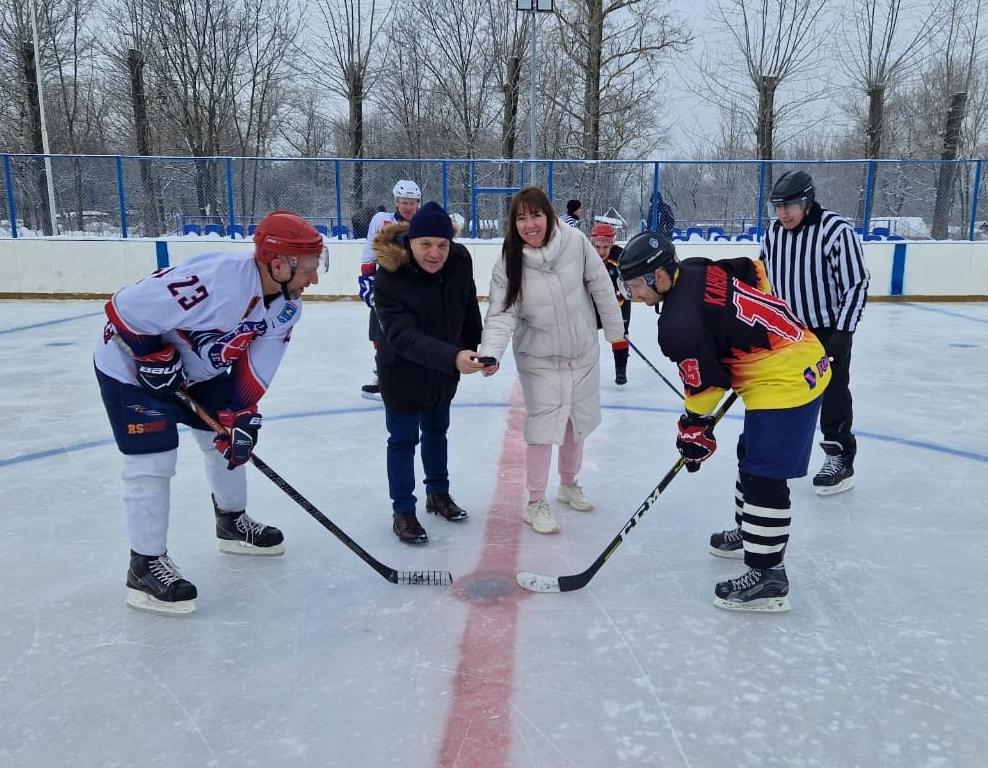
[1,298,986,768]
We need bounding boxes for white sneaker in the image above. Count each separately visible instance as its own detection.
[524,500,560,534]
[556,482,593,511]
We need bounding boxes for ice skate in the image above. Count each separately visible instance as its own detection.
[813,441,854,496]
[126,551,197,615]
[714,566,790,612]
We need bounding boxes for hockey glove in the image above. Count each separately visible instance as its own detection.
[358,262,376,308]
[676,412,717,472]
[214,407,262,470]
[825,330,852,361]
[134,345,186,395]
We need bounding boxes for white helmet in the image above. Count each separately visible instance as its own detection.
[393,180,421,200]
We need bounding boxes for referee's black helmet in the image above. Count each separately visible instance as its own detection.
[770,170,815,209]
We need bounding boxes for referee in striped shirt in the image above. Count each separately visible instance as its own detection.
[759,170,870,496]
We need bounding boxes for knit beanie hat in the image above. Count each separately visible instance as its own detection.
[591,222,615,239]
[566,199,582,215]
[407,201,454,241]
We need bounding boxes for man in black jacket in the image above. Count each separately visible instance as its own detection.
[372,201,490,544]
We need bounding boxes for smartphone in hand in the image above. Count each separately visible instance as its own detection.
[473,356,497,365]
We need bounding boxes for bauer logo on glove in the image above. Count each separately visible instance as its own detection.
[676,412,717,472]
[214,407,262,469]
[134,345,186,394]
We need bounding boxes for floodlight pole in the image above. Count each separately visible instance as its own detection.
[517,0,553,186]
[29,0,58,234]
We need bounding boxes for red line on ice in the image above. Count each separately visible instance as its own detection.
[437,381,531,768]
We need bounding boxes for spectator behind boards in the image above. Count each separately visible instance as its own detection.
[561,198,583,229]
[646,192,675,238]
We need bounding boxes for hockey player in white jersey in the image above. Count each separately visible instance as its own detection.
[358,180,421,398]
[94,211,325,615]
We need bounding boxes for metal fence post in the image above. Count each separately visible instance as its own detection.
[756,161,768,236]
[225,157,235,237]
[469,161,477,238]
[3,155,17,238]
[651,161,660,231]
[116,156,128,238]
[441,160,448,210]
[334,159,343,238]
[969,159,983,241]
[862,160,875,234]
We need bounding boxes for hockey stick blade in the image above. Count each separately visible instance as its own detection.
[516,393,738,594]
[397,571,454,586]
[516,571,562,593]
[172,389,453,587]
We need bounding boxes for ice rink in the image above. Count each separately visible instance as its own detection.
[1,297,986,768]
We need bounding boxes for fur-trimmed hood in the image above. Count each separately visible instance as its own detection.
[372,221,413,273]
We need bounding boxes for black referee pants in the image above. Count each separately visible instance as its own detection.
[812,326,856,458]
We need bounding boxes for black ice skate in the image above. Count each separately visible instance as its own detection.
[214,497,285,556]
[714,566,790,612]
[709,525,744,559]
[361,372,382,401]
[813,440,855,496]
[126,551,197,615]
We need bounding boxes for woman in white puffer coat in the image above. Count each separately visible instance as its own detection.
[480,186,626,534]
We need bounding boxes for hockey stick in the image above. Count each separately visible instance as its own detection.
[172,389,453,587]
[626,338,683,399]
[517,392,738,593]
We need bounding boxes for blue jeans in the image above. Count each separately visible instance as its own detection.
[385,405,450,514]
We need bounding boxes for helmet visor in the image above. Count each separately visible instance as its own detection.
[772,196,809,211]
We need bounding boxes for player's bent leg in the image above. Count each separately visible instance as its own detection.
[191,428,285,556]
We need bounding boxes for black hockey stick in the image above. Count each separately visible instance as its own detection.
[626,338,683,399]
[173,389,453,587]
[517,392,738,593]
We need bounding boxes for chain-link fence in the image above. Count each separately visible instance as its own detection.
[2,154,987,241]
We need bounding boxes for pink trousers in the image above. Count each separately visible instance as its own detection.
[526,420,584,502]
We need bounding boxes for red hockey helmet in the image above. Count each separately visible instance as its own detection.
[253,211,324,265]
[591,222,616,240]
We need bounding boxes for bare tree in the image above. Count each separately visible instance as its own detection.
[927,0,985,237]
[697,0,831,171]
[43,0,115,230]
[402,0,509,160]
[837,0,941,160]
[835,0,943,220]
[122,0,305,219]
[310,0,393,205]
[553,0,692,161]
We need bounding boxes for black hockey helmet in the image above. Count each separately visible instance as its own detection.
[770,170,815,209]
[618,231,677,282]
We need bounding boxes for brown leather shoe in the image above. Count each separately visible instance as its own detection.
[425,493,468,521]
[393,513,428,544]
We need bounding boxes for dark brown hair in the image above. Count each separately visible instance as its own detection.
[500,186,557,310]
